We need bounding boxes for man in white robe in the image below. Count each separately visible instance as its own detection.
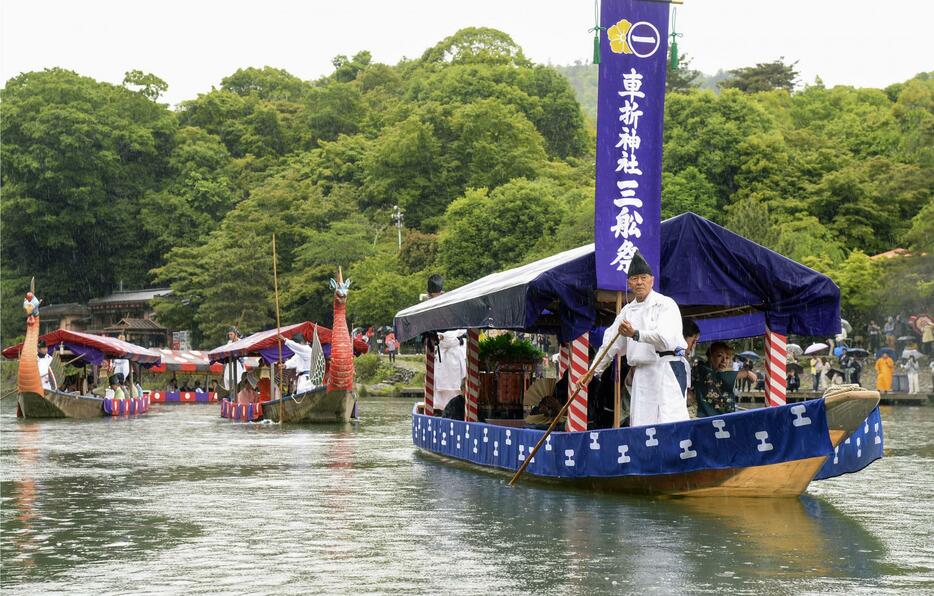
[282,333,314,394]
[433,330,467,411]
[111,334,131,383]
[37,340,55,390]
[222,327,245,391]
[594,251,689,427]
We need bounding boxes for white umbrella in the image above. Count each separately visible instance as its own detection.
[901,348,922,360]
[786,344,803,357]
[840,319,852,334]
[804,342,829,355]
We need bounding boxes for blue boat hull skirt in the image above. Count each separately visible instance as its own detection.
[413,393,881,497]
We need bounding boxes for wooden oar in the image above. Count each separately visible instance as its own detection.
[1,387,18,400]
[508,328,623,487]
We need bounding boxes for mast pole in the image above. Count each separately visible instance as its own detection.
[272,234,284,424]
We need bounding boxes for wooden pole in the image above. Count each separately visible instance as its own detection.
[272,234,284,424]
[613,291,623,428]
[508,329,622,487]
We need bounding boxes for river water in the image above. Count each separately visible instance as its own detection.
[1,396,932,594]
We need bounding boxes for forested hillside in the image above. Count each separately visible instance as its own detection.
[2,28,931,346]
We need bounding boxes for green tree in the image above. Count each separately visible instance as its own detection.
[399,231,439,274]
[661,166,718,220]
[439,178,566,283]
[221,66,307,101]
[828,250,879,322]
[903,198,934,252]
[1,68,176,306]
[666,53,702,93]
[362,114,450,226]
[122,70,169,101]
[450,99,547,190]
[420,27,529,67]
[720,58,799,93]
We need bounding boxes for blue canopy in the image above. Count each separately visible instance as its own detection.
[394,213,840,342]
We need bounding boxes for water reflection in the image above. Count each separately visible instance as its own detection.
[415,448,890,591]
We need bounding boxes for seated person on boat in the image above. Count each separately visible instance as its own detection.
[691,341,756,417]
[105,375,126,400]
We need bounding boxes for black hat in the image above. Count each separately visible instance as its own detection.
[227,326,242,337]
[37,339,47,348]
[292,332,306,344]
[628,250,653,277]
[108,374,120,386]
[427,274,444,294]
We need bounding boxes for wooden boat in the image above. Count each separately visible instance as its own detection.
[210,274,364,423]
[145,348,260,404]
[411,389,881,497]
[257,385,355,423]
[3,310,159,419]
[393,215,885,497]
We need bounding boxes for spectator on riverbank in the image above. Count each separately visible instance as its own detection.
[867,320,881,352]
[905,356,920,394]
[883,317,896,349]
[818,358,832,390]
[875,353,894,393]
[787,370,800,392]
[922,321,933,356]
[810,358,819,391]
[385,332,398,363]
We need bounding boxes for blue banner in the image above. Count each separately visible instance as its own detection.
[413,398,835,479]
[594,0,670,290]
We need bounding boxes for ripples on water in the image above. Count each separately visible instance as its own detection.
[1,398,932,594]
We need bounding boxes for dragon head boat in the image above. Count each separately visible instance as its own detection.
[393,213,883,497]
[209,307,368,424]
[3,315,161,419]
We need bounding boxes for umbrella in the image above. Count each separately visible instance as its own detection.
[738,351,760,360]
[902,348,922,360]
[786,362,804,374]
[876,348,896,359]
[844,348,870,358]
[786,344,803,357]
[841,319,852,334]
[804,343,829,355]
[897,335,916,342]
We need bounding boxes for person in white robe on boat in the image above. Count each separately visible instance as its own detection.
[222,327,245,392]
[37,339,55,390]
[110,334,131,383]
[281,332,315,394]
[594,250,690,427]
[424,274,468,411]
[434,330,467,411]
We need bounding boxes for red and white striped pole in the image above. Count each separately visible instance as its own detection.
[424,341,435,415]
[566,333,589,432]
[764,328,788,407]
[465,329,480,421]
[558,344,570,379]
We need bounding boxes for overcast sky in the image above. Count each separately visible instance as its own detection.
[3,0,932,106]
